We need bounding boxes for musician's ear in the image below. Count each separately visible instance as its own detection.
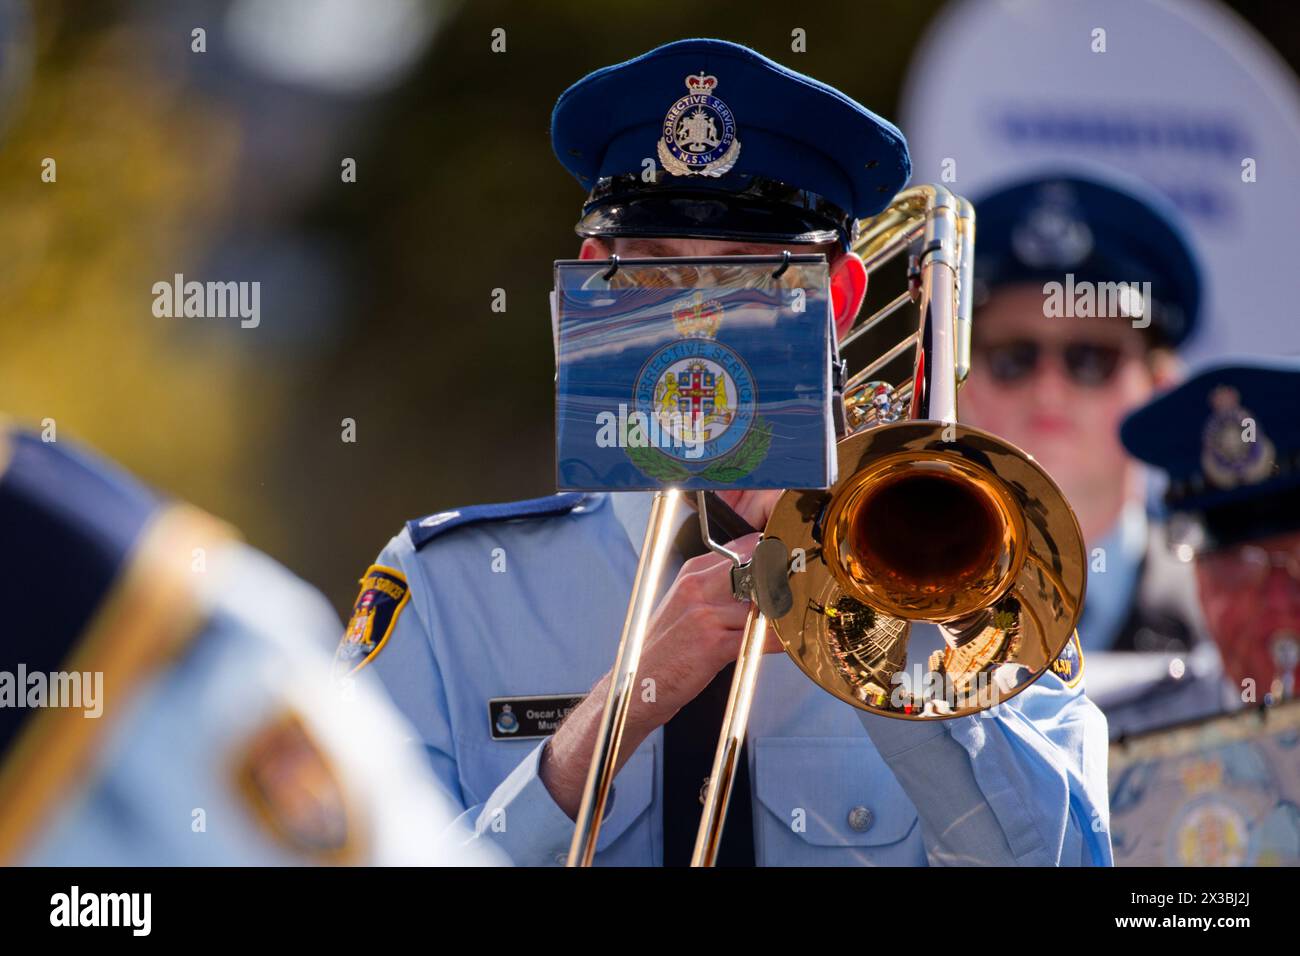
[579,237,611,260]
[829,251,868,340]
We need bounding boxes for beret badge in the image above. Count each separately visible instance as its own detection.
[1011,183,1093,270]
[1201,385,1276,489]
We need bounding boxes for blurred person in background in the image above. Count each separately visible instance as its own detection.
[958,170,1228,737]
[0,424,500,866]
[1109,359,1300,865]
[1120,360,1300,710]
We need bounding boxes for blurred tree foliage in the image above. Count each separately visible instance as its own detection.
[0,7,257,530]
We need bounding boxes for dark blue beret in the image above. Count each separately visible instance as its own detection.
[0,428,160,759]
[551,38,910,246]
[972,170,1202,347]
[1121,360,1300,547]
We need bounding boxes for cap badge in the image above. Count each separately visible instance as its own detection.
[1201,385,1276,489]
[658,72,741,178]
[1011,183,1093,270]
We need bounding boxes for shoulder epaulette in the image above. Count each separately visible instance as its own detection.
[407,492,596,550]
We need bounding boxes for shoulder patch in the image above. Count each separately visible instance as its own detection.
[407,492,595,550]
[1048,630,1085,688]
[335,564,409,677]
[234,710,361,863]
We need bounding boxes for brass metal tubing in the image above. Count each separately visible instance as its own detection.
[849,331,920,390]
[691,605,769,866]
[857,223,926,273]
[837,289,914,352]
[567,488,683,867]
[955,197,976,385]
[915,260,959,424]
[910,191,960,424]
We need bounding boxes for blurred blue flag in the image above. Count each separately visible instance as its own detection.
[554,256,836,491]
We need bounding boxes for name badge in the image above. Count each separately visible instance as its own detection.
[488,694,585,740]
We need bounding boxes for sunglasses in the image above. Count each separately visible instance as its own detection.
[976,339,1135,387]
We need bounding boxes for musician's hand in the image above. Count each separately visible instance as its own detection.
[715,489,782,531]
[629,532,786,727]
[540,530,781,819]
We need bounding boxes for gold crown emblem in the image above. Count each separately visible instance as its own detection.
[672,291,724,338]
[685,72,718,94]
[1180,758,1224,794]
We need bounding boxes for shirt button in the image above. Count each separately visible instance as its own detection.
[847,806,874,832]
[553,851,569,865]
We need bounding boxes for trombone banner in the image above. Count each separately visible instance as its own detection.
[553,255,836,491]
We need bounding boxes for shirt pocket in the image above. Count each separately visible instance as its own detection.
[753,736,924,866]
[456,736,656,858]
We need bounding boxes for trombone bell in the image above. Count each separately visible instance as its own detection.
[823,450,1027,622]
[765,420,1086,719]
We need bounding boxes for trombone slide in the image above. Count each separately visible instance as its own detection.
[566,488,683,866]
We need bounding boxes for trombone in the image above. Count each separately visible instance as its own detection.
[567,184,1087,867]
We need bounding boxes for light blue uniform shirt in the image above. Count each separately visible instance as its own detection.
[362,491,1113,866]
[1077,503,1146,653]
[21,543,500,867]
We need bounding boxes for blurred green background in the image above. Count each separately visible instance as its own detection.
[1,0,1296,617]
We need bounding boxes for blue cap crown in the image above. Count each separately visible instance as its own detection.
[973,169,1202,347]
[551,39,911,243]
[1121,359,1300,547]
